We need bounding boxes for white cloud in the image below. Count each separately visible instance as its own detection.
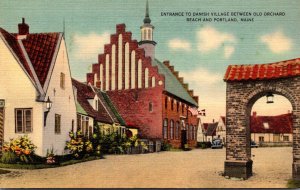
[197,26,236,54]
[168,38,191,51]
[180,67,222,86]
[180,67,226,123]
[73,32,110,60]
[224,46,235,59]
[260,30,292,53]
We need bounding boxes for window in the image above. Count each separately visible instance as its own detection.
[15,108,32,133]
[283,135,289,141]
[175,121,180,139]
[165,97,168,109]
[55,114,61,134]
[163,119,168,139]
[71,119,74,132]
[259,136,264,142]
[149,102,153,112]
[88,126,93,139]
[171,99,174,111]
[170,120,174,139]
[182,104,184,114]
[60,72,65,89]
[190,125,193,140]
[77,114,90,136]
[95,99,98,111]
[176,102,179,112]
[186,124,189,140]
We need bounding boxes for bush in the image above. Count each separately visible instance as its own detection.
[197,142,212,149]
[2,135,38,164]
[1,151,18,164]
[161,142,172,151]
[65,131,93,159]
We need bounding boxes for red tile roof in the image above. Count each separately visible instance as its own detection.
[0,27,60,88]
[21,33,60,86]
[224,58,300,81]
[250,113,292,134]
[0,28,34,80]
[203,123,218,136]
[221,116,225,125]
[72,79,121,124]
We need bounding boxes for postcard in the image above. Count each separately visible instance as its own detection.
[0,0,299,188]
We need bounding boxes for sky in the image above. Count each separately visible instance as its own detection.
[0,0,299,122]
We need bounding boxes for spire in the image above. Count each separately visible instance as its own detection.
[143,0,151,24]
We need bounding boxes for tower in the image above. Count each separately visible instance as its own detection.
[138,0,156,61]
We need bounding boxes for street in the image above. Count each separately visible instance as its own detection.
[0,147,292,188]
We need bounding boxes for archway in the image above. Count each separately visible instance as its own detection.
[223,58,300,179]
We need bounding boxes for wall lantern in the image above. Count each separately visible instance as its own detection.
[266,92,274,104]
[44,97,53,126]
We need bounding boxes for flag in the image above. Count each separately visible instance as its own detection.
[188,107,199,116]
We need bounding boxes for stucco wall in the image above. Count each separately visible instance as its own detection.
[43,38,77,156]
[0,36,44,155]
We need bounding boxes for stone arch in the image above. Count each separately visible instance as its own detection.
[223,59,300,180]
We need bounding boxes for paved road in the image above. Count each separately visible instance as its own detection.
[0,147,292,188]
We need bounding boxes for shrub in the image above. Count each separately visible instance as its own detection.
[1,151,18,164]
[2,135,37,164]
[161,142,172,151]
[65,131,93,159]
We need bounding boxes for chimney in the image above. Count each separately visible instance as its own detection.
[18,18,29,35]
[253,111,257,117]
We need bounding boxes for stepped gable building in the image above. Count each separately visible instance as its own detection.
[86,2,199,148]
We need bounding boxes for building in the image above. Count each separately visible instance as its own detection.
[216,116,226,144]
[85,2,199,148]
[251,112,292,146]
[72,79,127,136]
[0,19,76,156]
[204,122,218,142]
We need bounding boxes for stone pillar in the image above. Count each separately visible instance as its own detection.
[224,82,252,179]
[293,110,300,180]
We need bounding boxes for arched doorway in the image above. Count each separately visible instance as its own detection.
[223,58,300,179]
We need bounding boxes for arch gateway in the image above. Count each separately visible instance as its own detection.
[223,58,300,179]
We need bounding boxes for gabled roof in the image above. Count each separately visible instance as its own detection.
[0,27,61,93]
[204,122,218,136]
[251,113,292,134]
[20,33,60,87]
[72,78,126,125]
[152,59,198,106]
[224,58,300,81]
[0,28,34,80]
[221,116,226,125]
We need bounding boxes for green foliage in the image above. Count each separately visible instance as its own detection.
[91,124,148,155]
[1,135,38,164]
[287,179,300,188]
[65,130,93,159]
[197,142,212,149]
[161,142,172,151]
[1,151,18,164]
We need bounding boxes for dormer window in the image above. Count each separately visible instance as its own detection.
[263,122,269,129]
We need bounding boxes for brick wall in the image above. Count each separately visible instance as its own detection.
[225,76,300,179]
[162,93,199,148]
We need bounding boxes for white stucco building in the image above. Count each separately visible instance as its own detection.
[0,19,76,156]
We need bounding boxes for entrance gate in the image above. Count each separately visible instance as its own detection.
[223,58,300,179]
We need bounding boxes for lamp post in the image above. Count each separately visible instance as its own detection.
[44,97,53,126]
[266,92,274,104]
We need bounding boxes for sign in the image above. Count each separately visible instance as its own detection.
[0,100,4,108]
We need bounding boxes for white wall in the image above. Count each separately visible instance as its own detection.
[43,38,77,156]
[251,133,292,143]
[0,36,44,155]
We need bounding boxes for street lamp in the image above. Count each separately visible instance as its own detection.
[44,97,53,126]
[266,92,274,104]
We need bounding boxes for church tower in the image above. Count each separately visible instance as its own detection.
[138,0,156,61]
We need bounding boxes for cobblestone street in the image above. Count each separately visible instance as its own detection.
[0,147,292,188]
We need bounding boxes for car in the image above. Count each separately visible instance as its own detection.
[211,139,223,149]
[251,141,258,148]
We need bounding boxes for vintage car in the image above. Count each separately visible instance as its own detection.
[251,140,259,148]
[211,139,223,149]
